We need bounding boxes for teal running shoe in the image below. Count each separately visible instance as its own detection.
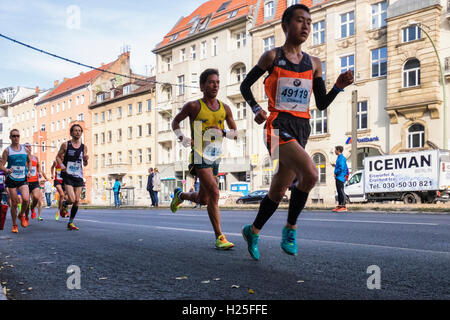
[170,187,183,213]
[241,224,260,260]
[281,227,298,256]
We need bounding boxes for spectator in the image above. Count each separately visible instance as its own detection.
[152,168,161,207]
[146,168,155,207]
[333,146,349,212]
[113,178,121,208]
[44,179,53,208]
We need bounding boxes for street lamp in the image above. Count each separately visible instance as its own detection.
[408,21,448,149]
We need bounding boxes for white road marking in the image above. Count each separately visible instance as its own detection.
[301,218,438,226]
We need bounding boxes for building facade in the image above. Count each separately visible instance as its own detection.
[153,0,261,203]
[35,52,131,203]
[89,78,156,206]
[248,0,450,204]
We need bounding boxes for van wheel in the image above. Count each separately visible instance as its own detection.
[403,193,420,204]
[237,200,244,204]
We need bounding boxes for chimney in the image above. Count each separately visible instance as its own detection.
[35,86,39,93]
[63,77,69,82]
[54,80,59,87]
[80,72,84,76]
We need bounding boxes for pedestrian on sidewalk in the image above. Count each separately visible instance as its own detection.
[152,168,161,207]
[44,178,52,208]
[146,168,155,207]
[332,146,348,212]
[113,178,121,208]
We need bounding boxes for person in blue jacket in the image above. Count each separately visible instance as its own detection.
[113,178,121,208]
[333,146,348,212]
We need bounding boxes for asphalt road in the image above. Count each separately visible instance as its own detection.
[0,207,449,300]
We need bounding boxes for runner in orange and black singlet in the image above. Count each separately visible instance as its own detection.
[239,4,354,261]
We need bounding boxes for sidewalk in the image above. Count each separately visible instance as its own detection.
[77,202,450,213]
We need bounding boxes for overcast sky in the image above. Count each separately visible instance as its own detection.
[0,0,205,89]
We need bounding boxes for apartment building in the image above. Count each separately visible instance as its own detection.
[89,78,156,206]
[153,0,259,203]
[35,52,131,203]
[247,0,450,203]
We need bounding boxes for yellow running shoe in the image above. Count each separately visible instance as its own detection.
[55,211,60,221]
[215,234,234,250]
[67,222,79,230]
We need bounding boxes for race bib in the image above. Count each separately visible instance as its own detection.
[0,176,4,184]
[10,166,26,180]
[275,77,312,112]
[30,166,37,177]
[56,169,62,180]
[66,161,82,178]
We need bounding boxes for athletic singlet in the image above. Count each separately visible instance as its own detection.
[54,162,63,183]
[7,145,28,182]
[264,47,314,119]
[63,141,84,180]
[27,156,38,183]
[190,99,226,162]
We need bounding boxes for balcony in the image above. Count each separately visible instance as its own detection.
[445,57,450,79]
[105,163,129,175]
[226,82,242,99]
[157,130,174,142]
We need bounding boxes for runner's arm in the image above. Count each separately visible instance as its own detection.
[56,142,67,170]
[0,149,10,173]
[172,102,194,147]
[50,161,55,179]
[83,145,88,166]
[312,56,353,110]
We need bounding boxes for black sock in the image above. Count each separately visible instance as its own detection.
[253,195,279,230]
[287,187,309,226]
[69,205,79,221]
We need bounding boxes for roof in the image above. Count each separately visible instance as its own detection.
[253,0,331,29]
[154,0,257,51]
[38,61,114,104]
[387,0,440,19]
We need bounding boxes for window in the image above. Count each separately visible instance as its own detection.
[118,106,122,118]
[108,153,112,165]
[407,124,425,148]
[313,153,326,184]
[235,102,247,120]
[201,41,207,59]
[117,151,122,163]
[94,155,98,169]
[94,134,98,144]
[94,113,99,123]
[138,125,142,137]
[138,102,142,114]
[56,104,60,113]
[123,85,132,95]
[101,154,106,167]
[147,123,151,135]
[371,1,387,29]
[403,25,421,43]
[310,109,327,135]
[199,16,210,32]
[147,148,152,162]
[403,59,420,88]
[138,149,143,163]
[263,158,274,185]
[128,104,133,116]
[108,131,112,143]
[233,65,246,84]
[313,20,325,45]
[165,56,172,71]
[108,109,112,120]
[51,122,55,132]
[178,75,185,95]
[101,132,105,144]
[117,128,122,141]
[128,127,133,139]
[340,11,355,38]
[68,99,72,109]
[51,105,54,114]
[191,73,198,94]
[228,9,238,19]
[41,142,45,152]
[217,1,231,12]
[287,0,300,6]
[180,48,186,62]
[170,33,179,41]
[77,113,83,121]
[264,1,275,18]
[101,111,105,122]
[128,150,133,164]
[41,161,45,173]
[371,47,387,77]
[147,100,151,111]
[263,36,275,52]
[81,95,84,104]
[212,38,218,56]
[357,101,368,130]
[190,45,196,60]
[235,31,246,49]
[340,55,355,73]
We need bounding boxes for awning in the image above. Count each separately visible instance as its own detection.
[218,172,227,176]
[161,177,176,181]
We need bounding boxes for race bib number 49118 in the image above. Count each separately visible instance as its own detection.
[275,77,312,112]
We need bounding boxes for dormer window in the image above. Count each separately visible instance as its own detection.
[170,33,179,41]
[123,84,132,95]
[217,1,231,13]
[228,9,238,19]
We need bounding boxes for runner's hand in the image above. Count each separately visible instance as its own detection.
[335,70,354,89]
[180,136,192,148]
[254,109,267,125]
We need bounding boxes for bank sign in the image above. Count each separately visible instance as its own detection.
[364,150,439,193]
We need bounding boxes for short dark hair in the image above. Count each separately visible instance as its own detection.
[70,124,83,134]
[335,146,344,153]
[9,129,19,136]
[282,4,310,25]
[200,69,219,86]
